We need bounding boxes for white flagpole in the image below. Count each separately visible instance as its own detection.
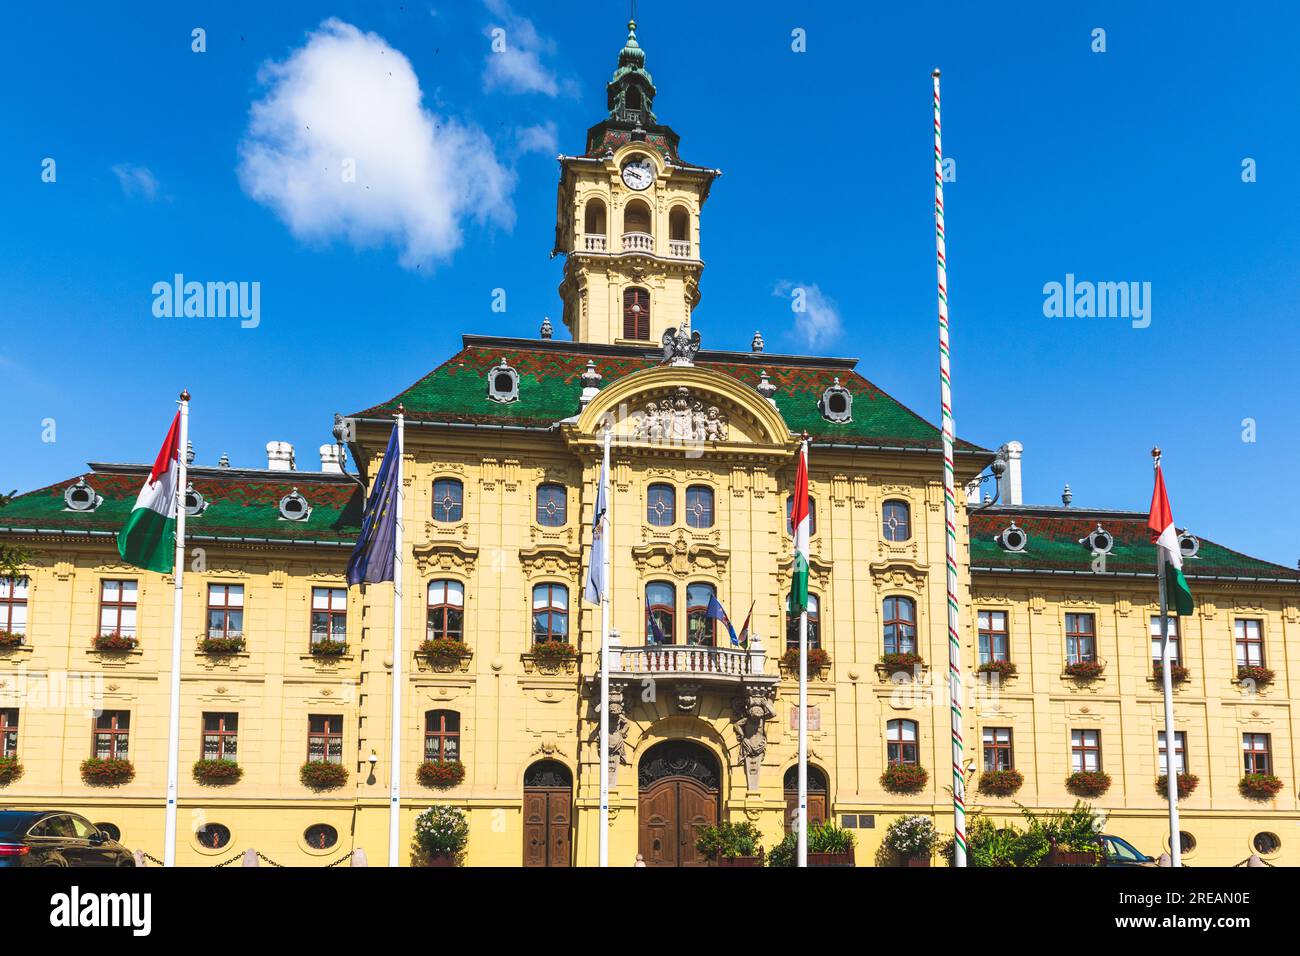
[1154,449,1182,866]
[797,438,809,868]
[598,427,611,867]
[387,406,406,868]
[162,389,190,868]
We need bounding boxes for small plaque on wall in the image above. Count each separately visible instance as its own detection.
[790,704,820,731]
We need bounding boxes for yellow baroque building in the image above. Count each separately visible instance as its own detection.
[1,20,1297,867]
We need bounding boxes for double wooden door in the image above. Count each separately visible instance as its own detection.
[523,786,571,867]
[638,777,718,867]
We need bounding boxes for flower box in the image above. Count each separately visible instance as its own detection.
[977,660,1017,679]
[418,638,471,669]
[716,854,764,867]
[416,759,466,788]
[1155,772,1198,800]
[0,630,24,649]
[879,652,924,675]
[1239,773,1284,800]
[81,757,135,786]
[807,849,855,867]
[905,854,931,867]
[978,768,1024,797]
[1151,662,1190,684]
[423,854,457,867]
[300,760,348,790]
[0,756,24,785]
[881,763,929,794]
[1065,770,1111,797]
[1063,660,1104,680]
[93,633,138,653]
[200,635,246,655]
[524,643,578,674]
[193,759,243,785]
[781,647,831,672]
[310,639,349,657]
[1237,665,1275,687]
[1044,847,1099,867]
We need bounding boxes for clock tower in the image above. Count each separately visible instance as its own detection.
[554,18,719,346]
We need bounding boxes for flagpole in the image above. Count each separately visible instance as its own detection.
[797,438,809,869]
[598,427,611,867]
[933,68,967,867]
[162,388,189,868]
[1153,448,1182,866]
[387,405,405,868]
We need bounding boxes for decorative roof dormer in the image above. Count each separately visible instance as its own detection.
[608,19,657,127]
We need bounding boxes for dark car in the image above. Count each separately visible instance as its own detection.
[0,811,135,867]
[1101,834,1158,867]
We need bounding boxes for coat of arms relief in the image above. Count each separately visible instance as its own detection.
[630,386,729,443]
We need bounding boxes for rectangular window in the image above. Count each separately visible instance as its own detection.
[0,577,29,638]
[310,588,347,646]
[94,711,130,760]
[424,711,461,763]
[1149,615,1181,665]
[1065,613,1096,664]
[1157,730,1186,776]
[207,584,245,640]
[978,610,1009,664]
[1243,733,1271,775]
[202,713,238,761]
[1070,729,1101,772]
[982,726,1013,771]
[0,708,17,758]
[886,719,918,766]
[1235,618,1264,667]
[308,714,343,764]
[99,580,138,638]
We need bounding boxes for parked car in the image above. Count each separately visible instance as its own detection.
[1100,833,1158,867]
[0,811,135,867]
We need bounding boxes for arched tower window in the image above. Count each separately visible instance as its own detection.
[624,287,651,340]
[584,198,606,238]
[624,198,652,236]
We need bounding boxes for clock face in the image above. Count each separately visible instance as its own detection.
[621,158,654,191]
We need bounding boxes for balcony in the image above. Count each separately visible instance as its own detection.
[599,643,777,695]
[668,239,691,258]
[621,231,654,254]
[583,233,607,252]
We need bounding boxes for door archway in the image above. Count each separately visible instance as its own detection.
[784,765,829,833]
[638,740,720,867]
[523,760,572,867]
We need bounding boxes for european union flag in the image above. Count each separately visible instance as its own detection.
[346,424,400,585]
[705,594,740,647]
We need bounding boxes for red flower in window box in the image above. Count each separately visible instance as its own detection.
[977,768,1024,797]
[880,763,929,794]
[418,638,470,667]
[80,757,135,786]
[0,631,24,649]
[93,632,138,653]
[977,660,1017,679]
[879,652,923,674]
[1065,770,1111,797]
[416,759,466,788]
[300,760,348,790]
[199,635,246,655]
[781,647,831,671]
[1237,665,1275,687]
[1151,662,1190,684]
[1239,773,1284,800]
[193,759,243,785]
[1155,773,1199,800]
[0,756,23,786]
[311,639,348,657]
[1063,660,1104,680]
[531,642,576,663]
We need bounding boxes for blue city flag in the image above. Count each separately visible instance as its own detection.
[705,594,739,647]
[647,610,669,645]
[346,424,400,585]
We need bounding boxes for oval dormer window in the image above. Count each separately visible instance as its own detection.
[820,378,853,423]
[997,522,1027,553]
[1178,532,1199,559]
[64,478,101,512]
[279,488,310,522]
[1083,524,1113,555]
[487,359,519,404]
[183,484,208,517]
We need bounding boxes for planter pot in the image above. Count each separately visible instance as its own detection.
[905,854,931,867]
[424,854,457,868]
[807,848,855,868]
[1044,848,1099,867]
[716,855,763,867]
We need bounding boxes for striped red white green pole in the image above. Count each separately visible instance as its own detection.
[933,68,966,867]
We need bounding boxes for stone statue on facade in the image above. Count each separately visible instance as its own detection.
[731,688,776,789]
[660,322,702,366]
[631,387,729,443]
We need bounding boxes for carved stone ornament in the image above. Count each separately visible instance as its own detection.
[630,386,729,443]
[731,687,776,790]
[632,531,729,579]
[660,322,702,366]
[412,540,480,574]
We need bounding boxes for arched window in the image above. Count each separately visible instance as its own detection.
[669,206,690,242]
[882,500,911,542]
[623,287,651,340]
[686,583,716,646]
[583,198,606,236]
[887,719,919,765]
[883,596,917,655]
[426,580,465,641]
[647,482,674,527]
[624,198,652,235]
[424,710,460,763]
[783,765,829,833]
[536,483,567,527]
[786,593,821,650]
[646,581,675,644]
[532,584,569,644]
[432,479,463,523]
[787,495,817,536]
[685,485,714,529]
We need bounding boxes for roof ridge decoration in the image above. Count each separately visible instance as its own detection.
[660,322,701,366]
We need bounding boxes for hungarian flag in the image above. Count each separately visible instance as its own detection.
[117,412,181,573]
[791,444,810,611]
[1148,463,1194,616]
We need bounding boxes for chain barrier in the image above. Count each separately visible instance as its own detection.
[139,848,357,867]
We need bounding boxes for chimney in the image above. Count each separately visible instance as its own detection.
[997,441,1023,505]
[319,444,344,473]
[266,441,296,471]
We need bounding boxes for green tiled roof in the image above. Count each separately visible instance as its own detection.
[0,469,362,546]
[969,508,1300,583]
[352,337,988,453]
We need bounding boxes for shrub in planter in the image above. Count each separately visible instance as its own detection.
[884,814,937,865]
[767,831,797,867]
[696,821,763,864]
[200,635,245,655]
[416,760,466,788]
[977,660,1017,679]
[807,821,856,865]
[300,760,348,790]
[1063,660,1104,680]
[0,756,23,785]
[1151,661,1190,683]
[1065,770,1111,797]
[1239,773,1284,800]
[1155,772,1198,800]
[1025,801,1102,866]
[413,805,469,866]
[0,630,24,648]
[311,638,348,657]
[881,763,929,794]
[977,768,1024,797]
[1237,665,1275,687]
[418,638,470,666]
[93,632,138,652]
[780,647,831,670]
[81,757,135,786]
[193,759,243,785]
[879,652,924,674]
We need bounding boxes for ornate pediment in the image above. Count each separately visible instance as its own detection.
[519,544,581,576]
[777,552,833,590]
[630,386,729,443]
[412,540,480,575]
[631,531,729,578]
[868,559,929,591]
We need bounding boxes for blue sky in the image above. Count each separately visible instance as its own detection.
[1,1,1297,567]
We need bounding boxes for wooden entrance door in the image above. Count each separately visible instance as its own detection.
[523,761,572,867]
[637,740,721,868]
[784,765,829,833]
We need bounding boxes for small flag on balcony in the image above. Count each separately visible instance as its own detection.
[116,411,181,573]
[704,594,739,646]
[1148,459,1194,616]
[647,610,668,645]
[735,601,755,649]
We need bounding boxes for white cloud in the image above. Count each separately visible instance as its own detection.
[237,18,515,270]
[111,164,161,201]
[515,121,558,157]
[482,0,568,96]
[774,281,843,350]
